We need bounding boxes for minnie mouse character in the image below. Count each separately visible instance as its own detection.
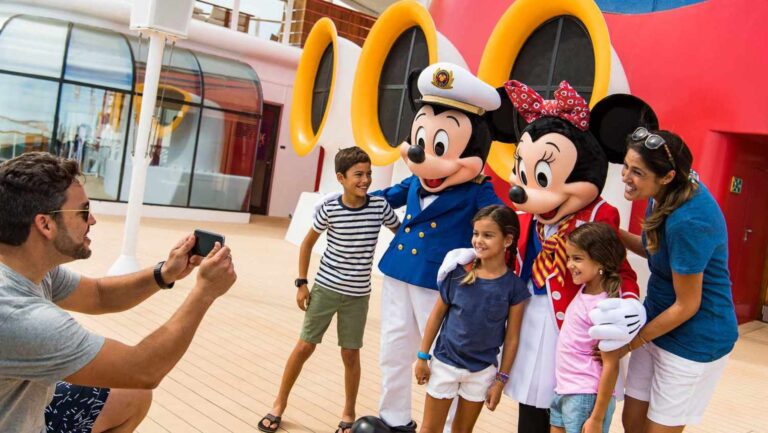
[351,62,515,433]
[438,80,653,433]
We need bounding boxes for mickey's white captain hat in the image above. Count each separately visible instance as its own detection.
[417,62,501,116]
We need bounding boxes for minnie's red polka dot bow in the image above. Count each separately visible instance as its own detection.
[504,80,591,131]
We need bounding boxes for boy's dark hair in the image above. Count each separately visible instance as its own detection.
[335,146,371,176]
[0,152,82,246]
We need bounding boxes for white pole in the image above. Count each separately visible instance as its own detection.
[282,0,294,45]
[230,0,241,31]
[108,30,166,276]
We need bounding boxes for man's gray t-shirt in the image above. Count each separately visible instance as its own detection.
[0,263,104,433]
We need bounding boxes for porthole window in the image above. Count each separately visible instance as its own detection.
[377,26,429,147]
[509,16,594,135]
[311,44,334,134]
[510,16,594,101]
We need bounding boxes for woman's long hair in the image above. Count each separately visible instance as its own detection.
[462,205,520,285]
[626,129,697,253]
[567,223,626,297]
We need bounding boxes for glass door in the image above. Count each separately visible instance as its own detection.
[249,103,280,214]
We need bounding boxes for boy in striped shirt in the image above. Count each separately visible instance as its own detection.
[259,147,399,433]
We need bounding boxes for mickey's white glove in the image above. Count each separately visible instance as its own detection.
[588,298,646,352]
[312,191,342,218]
[437,248,476,284]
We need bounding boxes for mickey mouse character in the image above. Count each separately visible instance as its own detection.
[438,80,653,433]
[351,62,514,433]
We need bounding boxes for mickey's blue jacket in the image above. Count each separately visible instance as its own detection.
[373,175,501,290]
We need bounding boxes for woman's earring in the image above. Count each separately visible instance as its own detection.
[598,269,604,275]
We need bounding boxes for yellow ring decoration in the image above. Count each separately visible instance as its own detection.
[290,17,338,156]
[477,0,612,181]
[134,83,191,137]
[351,0,438,166]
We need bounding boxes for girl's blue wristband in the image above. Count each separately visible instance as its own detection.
[417,351,432,361]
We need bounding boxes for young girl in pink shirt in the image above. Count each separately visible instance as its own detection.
[550,222,627,433]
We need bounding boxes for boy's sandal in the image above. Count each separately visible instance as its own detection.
[258,413,281,433]
[335,420,354,433]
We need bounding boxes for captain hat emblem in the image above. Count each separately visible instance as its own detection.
[431,68,454,89]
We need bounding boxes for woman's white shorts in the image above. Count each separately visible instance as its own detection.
[625,342,728,426]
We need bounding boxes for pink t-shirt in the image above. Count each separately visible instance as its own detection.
[554,288,609,395]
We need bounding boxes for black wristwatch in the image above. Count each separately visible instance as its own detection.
[154,261,175,289]
[294,278,308,288]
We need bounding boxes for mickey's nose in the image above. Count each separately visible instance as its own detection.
[407,145,425,164]
[508,186,527,204]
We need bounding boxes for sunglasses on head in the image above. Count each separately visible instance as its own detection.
[48,204,91,222]
[631,127,676,169]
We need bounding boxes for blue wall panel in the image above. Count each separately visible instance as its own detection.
[595,0,707,14]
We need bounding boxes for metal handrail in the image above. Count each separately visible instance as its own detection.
[191,0,374,47]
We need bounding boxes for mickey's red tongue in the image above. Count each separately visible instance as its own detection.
[540,208,559,220]
[424,178,444,188]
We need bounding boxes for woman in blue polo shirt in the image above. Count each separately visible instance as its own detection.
[617,127,738,433]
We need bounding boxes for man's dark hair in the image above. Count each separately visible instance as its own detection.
[335,146,371,176]
[0,152,81,246]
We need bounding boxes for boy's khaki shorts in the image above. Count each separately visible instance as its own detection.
[300,283,370,349]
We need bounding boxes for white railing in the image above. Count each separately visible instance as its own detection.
[192,0,295,44]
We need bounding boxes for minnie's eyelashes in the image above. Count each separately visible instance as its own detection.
[539,151,556,164]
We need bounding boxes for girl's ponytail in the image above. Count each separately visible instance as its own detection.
[505,238,518,271]
[461,258,481,285]
[602,270,621,298]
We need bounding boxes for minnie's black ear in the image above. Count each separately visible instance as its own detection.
[406,68,423,113]
[590,94,658,163]
[487,87,522,143]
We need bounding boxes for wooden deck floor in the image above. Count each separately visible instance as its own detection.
[66,215,768,433]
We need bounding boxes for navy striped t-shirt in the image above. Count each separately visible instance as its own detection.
[313,195,399,296]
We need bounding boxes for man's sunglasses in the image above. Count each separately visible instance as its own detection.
[48,206,91,222]
[631,127,675,169]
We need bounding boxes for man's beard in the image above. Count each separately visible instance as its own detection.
[53,226,91,260]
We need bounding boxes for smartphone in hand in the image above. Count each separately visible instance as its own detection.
[191,229,225,257]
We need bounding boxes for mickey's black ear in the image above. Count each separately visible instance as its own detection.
[406,68,423,113]
[590,94,658,163]
[487,87,521,143]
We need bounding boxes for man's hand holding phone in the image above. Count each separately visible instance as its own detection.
[161,234,202,284]
[196,242,237,301]
[161,229,226,285]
